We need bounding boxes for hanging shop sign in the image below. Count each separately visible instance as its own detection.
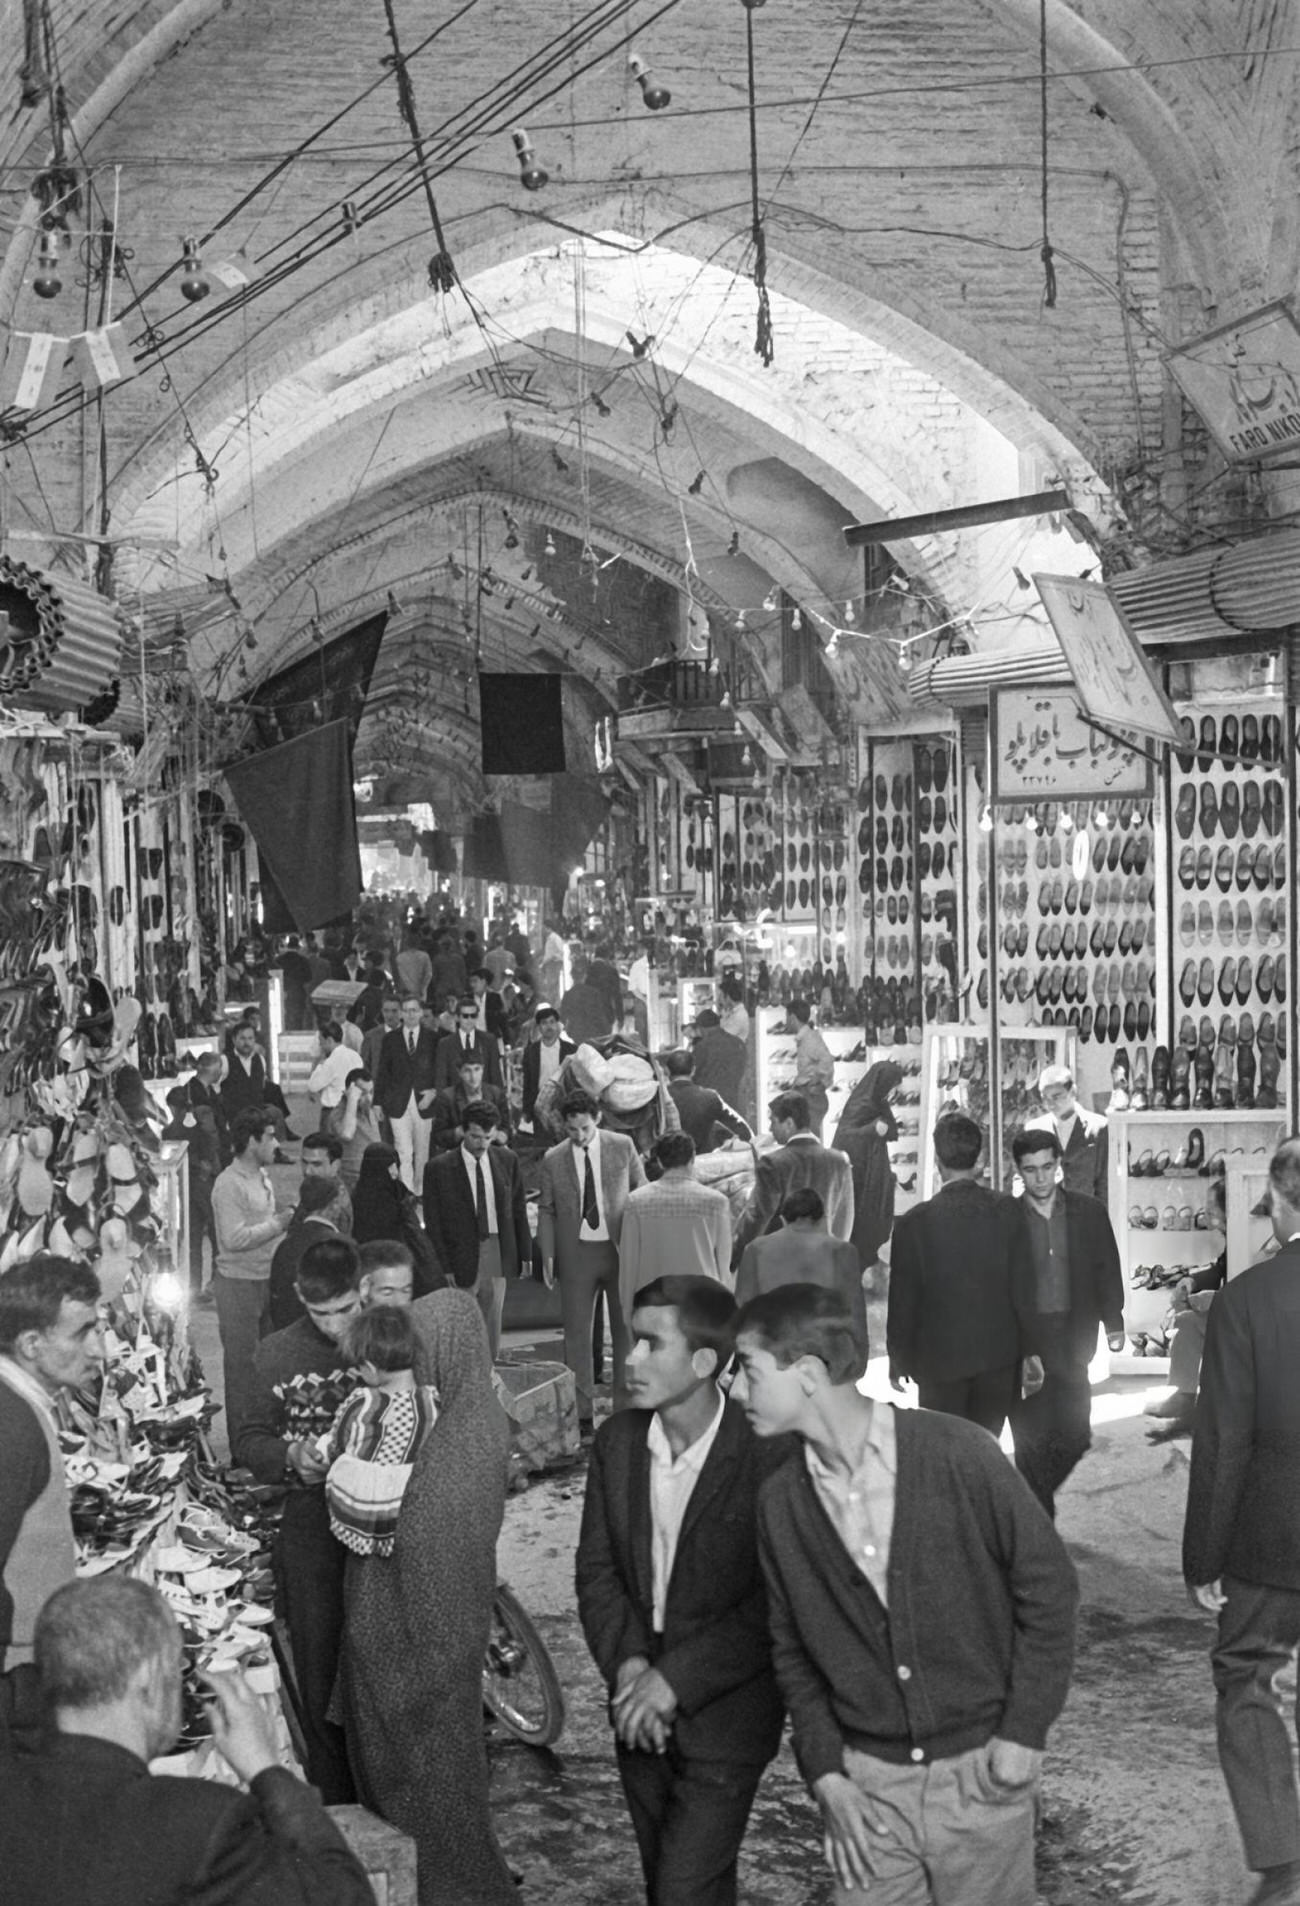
[990,686,1152,804]
[1165,300,1300,464]
[1033,574,1180,744]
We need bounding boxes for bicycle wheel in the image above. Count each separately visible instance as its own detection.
[482,1583,565,1747]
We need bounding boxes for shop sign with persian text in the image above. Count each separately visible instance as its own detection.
[991,687,1152,802]
[1166,300,1300,463]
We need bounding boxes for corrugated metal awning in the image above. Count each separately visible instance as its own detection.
[909,641,1070,707]
[1108,526,1300,644]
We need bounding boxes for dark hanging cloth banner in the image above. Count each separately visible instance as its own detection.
[247,610,388,747]
[463,774,607,897]
[479,671,566,775]
[224,720,363,932]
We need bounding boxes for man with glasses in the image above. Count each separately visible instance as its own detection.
[237,1237,365,1804]
[374,995,440,1192]
[1023,1065,1108,1202]
[433,995,505,1091]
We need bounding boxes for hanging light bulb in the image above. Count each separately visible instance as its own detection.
[741,744,753,768]
[32,230,63,299]
[791,608,802,631]
[897,644,912,674]
[978,803,994,832]
[825,633,840,659]
[751,764,763,788]
[544,530,557,557]
[628,52,671,111]
[178,236,210,303]
[734,611,746,633]
[243,627,258,651]
[843,599,857,624]
[503,509,519,549]
[512,129,549,191]
[720,688,733,710]
[762,587,778,612]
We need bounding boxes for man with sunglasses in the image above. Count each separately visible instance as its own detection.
[433,994,505,1091]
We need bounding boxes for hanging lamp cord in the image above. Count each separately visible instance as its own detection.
[379,0,456,292]
[1038,0,1057,308]
[744,0,774,366]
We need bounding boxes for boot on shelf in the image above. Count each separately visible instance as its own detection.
[1130,1047,1150,1111]
[1108,1048,1131,1113]
[1193,1035,1215,1112]
[1169,1041,1192,1111]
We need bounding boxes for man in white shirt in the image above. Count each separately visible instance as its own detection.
[1023,1065,1108,1202]
[306,1022,362,1117]
[576,1276,784,1906]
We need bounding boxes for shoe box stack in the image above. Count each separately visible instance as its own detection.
[1168,706,1288,1112]
[855,740,919,1038]
[913,739,962,1023]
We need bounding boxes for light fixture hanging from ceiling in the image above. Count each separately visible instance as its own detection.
[628,52,671,111]
[512,129,549,191]
[32,231,63,299]
[178,236,210,303]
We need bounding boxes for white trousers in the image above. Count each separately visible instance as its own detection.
[390,1098,431,1193]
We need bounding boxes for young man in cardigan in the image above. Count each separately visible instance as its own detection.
[734,1285,1077,1906]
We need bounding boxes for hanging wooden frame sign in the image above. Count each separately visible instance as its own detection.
[1165,300,1300,464]
[990,686,1152,804]
[1032,573,1180,744]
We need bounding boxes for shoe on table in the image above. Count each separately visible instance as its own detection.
[1144,1389,1195,1420]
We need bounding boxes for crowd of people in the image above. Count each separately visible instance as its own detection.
[4,903,1300,1906]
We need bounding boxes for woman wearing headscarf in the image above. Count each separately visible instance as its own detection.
[832,1058,902,1270]
[337,1290,516,1905]
[349,1142,440,1294]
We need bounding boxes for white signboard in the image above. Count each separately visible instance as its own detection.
[1166,300,1300,463]
[1033,573,1180,744]
[991,687,1152,803]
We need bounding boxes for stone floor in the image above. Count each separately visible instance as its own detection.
[189,1118,1249,1905]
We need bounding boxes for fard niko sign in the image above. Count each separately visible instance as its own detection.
[1166,301,1300,463]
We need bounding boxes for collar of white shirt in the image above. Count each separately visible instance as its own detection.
[804,1400,897,1491]
[647,1391,726,1473]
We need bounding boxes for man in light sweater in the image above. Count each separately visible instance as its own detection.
[211,1108,293,1451]
[735,1285,1077,1906]
[0,1255,104,1674]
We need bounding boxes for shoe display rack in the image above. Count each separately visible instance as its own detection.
[1166,699,1288,1116]
[918,1023,1076,1196]
[1106,1110,1285,1347]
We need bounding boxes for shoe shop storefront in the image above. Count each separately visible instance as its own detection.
[910,528,1298,1354]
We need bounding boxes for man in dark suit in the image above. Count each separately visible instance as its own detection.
[428,1054,512,1153]
[576,1275,785,1906]
[539,1088,647,1431]
[373,993,440,1191]
[690,1010,747,1112]
[422,1098,530,1358]
[887,1109,1035,1438]
[433,994,505,1090]
[1008,1128,1126,1516]
[1184,1138,1300,1904]
[1023,1064,1109,1201]
[0,1575,370,1906]
[220,1019,293,1144]
[467,966,510,1043]
[731,1091,853,1265]
[666,1048,752,1155]
[521,1004,576,1126]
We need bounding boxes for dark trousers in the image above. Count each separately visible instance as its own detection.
[275,1489,355,1805]
[1009,1367,1092,1517]
[917,1364,1020,1439]
[188,1179,215,1292]
[1212,1575,1300,1870]
[617,1740,764,1906]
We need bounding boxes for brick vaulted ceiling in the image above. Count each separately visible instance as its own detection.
[2,0,1299,796]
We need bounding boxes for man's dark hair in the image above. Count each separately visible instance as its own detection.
[0,1255,101,1354]
[561,1089,600,1120]
[239,1006,261,1025]
[769,1091,811,1132]
[295,1175,338,1216]
[787,998,812,1026]
[302,1129,343,1163]
[194,1050,221,1074]
[358,1238,414,1275]
[665,1048,694,1079]
[720,975,743,1004]
[462,1098,499,1132]
[517,970,536,991]
[342,1304,417,1374]
[736,1285,861,1384]
[457,1050,486,1073]
[457,994,480,1014]
[321,1021,344,1046]
[1012,1126,1063,1164]
[296,1236,360,1304]
[933,1110,983,1172]
[36,1577,179,1711]
[1270,1137,1300,1210]
[654,1131,695,1172]
[633,1274,737,1366]
[230,1108,277,1156]
[471,966,491,985]
[781,1186,824,1224]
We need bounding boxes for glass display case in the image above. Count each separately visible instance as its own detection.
[919,1024,1077,1196]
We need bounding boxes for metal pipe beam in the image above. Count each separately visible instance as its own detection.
[842,489,1067,547]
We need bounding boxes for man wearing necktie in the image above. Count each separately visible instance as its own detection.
[432,997,505,1091]
[423,1100,530,1359]
[373,996,439,1192]
[538,1089,647,1435]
